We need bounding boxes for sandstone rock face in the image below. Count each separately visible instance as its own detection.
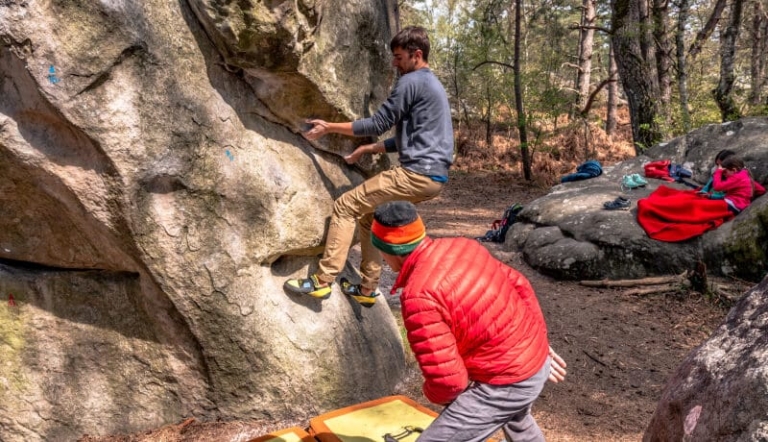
[0,1,403,441]
[643,275,768,442]
[188,0,398,163]
[508,118,768,282]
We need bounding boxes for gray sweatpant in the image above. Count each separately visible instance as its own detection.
[416,358,551,442]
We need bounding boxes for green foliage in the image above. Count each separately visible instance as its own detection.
[401,0,764,154]
[405,0,584,149]
[745,104,768,117]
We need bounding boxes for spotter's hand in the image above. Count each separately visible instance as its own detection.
[548,346,567,383]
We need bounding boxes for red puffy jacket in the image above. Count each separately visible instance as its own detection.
[393,237,549,405]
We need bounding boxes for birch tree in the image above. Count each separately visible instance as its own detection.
[653,0,672,110]
[574,0,598,112]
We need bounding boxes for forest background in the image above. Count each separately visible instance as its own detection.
[395,0,768,180]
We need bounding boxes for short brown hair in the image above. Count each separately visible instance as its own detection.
[715,149,736,164]
[721,156,745,170]
[390,26,430,62]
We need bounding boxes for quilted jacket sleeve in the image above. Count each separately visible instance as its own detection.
[712,169,750,193]
[754,180,766,198]
[403,294,469,405]
[502,264,545,320]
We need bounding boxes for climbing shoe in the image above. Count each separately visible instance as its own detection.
[283,274,332,299]
[631,173,648,186]
[621,174,647,191]
[603,196,631,210]
[340,277,378,308]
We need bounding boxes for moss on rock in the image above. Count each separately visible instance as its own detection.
[722,204,768,280]
[0,303,28,397]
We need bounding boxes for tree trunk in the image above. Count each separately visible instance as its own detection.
[514,0,531,180]
[713,0,744,121]
[748,0,766,106]
[611,0,663,152]
[676,0,692,132]
[639,0,653,62]
[583,117,593,158]
[763,11,768,103]
[653,0,672,109]
[485,84,493,146]
[575,0,597,113]
[606,42,619,138]
[451,45,469,134]
[392,0,401,32]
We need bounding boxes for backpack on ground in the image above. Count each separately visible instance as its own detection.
[477,203,524,243]
[643,160,674,181]
[668,163,692,180]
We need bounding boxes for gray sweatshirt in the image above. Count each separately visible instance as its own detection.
[352,68,454,177]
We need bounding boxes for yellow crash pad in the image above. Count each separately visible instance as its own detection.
[309,395,437,442]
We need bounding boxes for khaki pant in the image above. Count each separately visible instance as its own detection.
[317,167,443,290]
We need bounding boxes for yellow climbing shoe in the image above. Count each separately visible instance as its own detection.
[340,277,378,308]
[283,274,332,299]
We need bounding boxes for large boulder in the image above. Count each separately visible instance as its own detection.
[0,1,403,441]
[643,274,768,441]
[508,118,768,282]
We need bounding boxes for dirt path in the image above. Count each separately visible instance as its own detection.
[394,171,728,441]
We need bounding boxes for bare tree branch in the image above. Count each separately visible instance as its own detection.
[581,273,686,287]
[689,0,728,59]
[472,60,515,71]
[580,73,618,116]
[567,24,614,34]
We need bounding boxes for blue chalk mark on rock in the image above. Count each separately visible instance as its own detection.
[47,65,60,84]
[225,150,234,161]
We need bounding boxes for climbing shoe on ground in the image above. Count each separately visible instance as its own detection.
[603,196,631,210]
[283,274,332,299]
[631,173,648,186]
[340,277,378,308]
[621,174,647,191]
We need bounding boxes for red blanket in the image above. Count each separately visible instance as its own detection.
[637,186,735,242]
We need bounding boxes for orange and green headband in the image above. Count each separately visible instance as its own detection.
[371,216,426,255]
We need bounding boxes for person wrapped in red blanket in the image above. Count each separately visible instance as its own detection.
[637,156,762,242]
[698,150,766,201]
[703,156,761,213]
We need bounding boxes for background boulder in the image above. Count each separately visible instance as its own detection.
[643,274,768,442]
[0,1,404,441]
[508,118,768,282]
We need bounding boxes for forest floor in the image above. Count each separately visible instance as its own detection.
[81,169,751,442]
